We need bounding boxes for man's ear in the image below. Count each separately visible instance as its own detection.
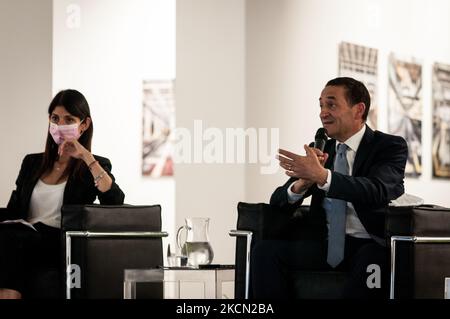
[354,103,366,121]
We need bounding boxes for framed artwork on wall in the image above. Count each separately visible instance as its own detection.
[432,62,450,178]
[387,54,423,177]
[142,79,175,177]
[339,41,378,129]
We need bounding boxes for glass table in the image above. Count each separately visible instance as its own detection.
[123,266,235,299]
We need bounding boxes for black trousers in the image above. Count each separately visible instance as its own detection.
[251,235,389,299]
[0,222,61,296]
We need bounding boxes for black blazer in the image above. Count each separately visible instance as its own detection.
[270,126,408,240]
[3,153,125,221]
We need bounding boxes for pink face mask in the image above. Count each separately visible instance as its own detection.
[49,122,81,145]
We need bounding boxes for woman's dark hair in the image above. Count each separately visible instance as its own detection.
[37,89,93,181]
[326,77,371,121]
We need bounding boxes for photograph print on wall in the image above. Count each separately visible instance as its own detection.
[142,79,175,177]
[339,41,378,129]
[387,54,423,177]
[432,62,450,178]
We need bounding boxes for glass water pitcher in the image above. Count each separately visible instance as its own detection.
[176,217,214,267]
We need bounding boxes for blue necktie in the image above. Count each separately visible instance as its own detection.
[324,143,349,268]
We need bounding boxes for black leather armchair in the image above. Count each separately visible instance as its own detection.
[62,204,167,299]
[232,202,450,299]
[2,204,167,299]
[231,202,345,299]
[386,204,450,298]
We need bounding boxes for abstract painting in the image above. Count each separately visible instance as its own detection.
[432,63,450,178]
[142,80,175,177]
[387,54,422,177]
[339,42,378,129]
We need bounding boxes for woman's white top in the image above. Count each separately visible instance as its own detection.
[28,179,67,228]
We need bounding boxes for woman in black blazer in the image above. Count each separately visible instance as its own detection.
[0,89,125,299]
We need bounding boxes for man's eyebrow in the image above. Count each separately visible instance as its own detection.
[319,96,337,101]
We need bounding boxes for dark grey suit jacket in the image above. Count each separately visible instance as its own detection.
[270,126,408,240]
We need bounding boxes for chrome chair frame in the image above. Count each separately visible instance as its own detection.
[229,230,253,299]
[65,230,168,299]
[390,235,450,299]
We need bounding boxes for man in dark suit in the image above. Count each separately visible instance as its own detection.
[251,77,408,298]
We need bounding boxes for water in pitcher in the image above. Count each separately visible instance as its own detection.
[184,242,214,267]
[177,217,215,267]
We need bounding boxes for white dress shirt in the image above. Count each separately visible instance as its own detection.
[287,125,370,238]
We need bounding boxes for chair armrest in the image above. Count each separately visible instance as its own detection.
[411,205,450,236]
[385,206,414,237]
[61,204,162,232]
[386,205,450,237]
[0,208,16,222]
[236,202,308,240]
[233,202,309,299]
[229,230,252,299]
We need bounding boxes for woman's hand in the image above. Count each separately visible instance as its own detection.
[59,139,90,160]
[59,138,112,192]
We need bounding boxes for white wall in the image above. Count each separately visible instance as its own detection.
[4,0,450,269]
[246,0,450,206]
[176,0,246,264]
[52,0,176,237]
[0,0,53,205]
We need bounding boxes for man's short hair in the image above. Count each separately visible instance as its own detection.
[326,77,371,121]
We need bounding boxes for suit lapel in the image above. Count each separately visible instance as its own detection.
[63,175,74,204]
[352,125,374,175]
[324,139,336,170]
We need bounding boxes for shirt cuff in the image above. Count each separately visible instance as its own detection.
[287,180,307,204]
[317,169,332,192]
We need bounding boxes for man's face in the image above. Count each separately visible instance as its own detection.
[319,85,363,142]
